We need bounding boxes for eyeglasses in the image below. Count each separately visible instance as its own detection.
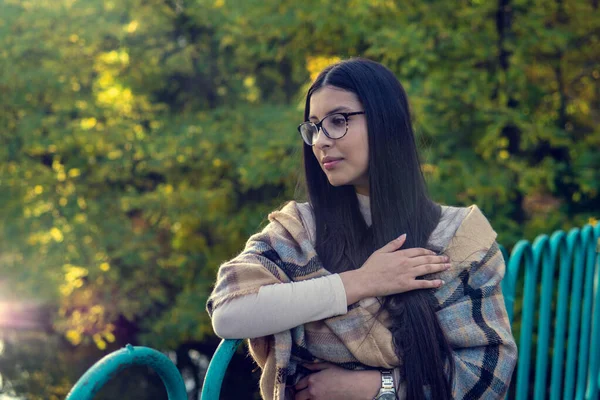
[297,111,365,146]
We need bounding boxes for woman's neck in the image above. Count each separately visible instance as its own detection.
[356,192,372,226]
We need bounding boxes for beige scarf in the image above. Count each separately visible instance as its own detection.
[206,201,517,399]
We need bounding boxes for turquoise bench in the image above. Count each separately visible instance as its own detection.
[66,223,600,400]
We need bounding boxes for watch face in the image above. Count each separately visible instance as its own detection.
[377,393,397,400]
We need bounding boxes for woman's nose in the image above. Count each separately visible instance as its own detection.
[313,127,333,149]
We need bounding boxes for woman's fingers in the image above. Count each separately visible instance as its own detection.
[294,388,311,400]
[396,247,437,258]
[407,254,449,267]
[302,362,332,371]
[378,233,407,253]
[295,376,309,391]
[412,263,452,277]
[412,278,445,289]
[364,240,451,296]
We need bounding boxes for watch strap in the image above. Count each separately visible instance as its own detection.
[381,369,394,389]
[373,369,396,399]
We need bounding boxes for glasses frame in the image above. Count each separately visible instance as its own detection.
[297,111,365,146]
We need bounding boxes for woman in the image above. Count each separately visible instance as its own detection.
[206,58,517,400]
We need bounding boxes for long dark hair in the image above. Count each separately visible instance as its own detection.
[302,58,455,399]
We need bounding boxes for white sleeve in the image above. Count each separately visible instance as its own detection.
[211,274,348,339]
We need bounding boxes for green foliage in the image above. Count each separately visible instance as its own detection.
[0,0,598,397]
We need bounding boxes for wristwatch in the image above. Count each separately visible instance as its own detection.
[373,369,396,400]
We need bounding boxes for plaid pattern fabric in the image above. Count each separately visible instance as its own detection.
[206,201,517,400]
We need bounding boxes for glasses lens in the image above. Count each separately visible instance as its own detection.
[299,123,317,145]
[322,114,347,139]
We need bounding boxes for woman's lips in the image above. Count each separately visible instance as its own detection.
[323,159,343,170]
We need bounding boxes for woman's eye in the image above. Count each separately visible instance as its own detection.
[331,116,345,126]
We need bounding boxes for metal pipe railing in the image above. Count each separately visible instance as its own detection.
[65,345,187,400]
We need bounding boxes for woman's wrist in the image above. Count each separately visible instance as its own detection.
[339,269,370,305]
[362,369,383,400]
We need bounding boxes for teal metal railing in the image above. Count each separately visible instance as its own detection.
[66,223,600,399]
[500,224,600,400]
[65,345,187,400]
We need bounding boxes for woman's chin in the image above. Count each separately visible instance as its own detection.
[324,169,361,188]
[327,177,350,187]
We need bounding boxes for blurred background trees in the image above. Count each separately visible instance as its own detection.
[0,0,598,398]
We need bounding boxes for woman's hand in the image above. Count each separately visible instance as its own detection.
[340,233,451,304]
[294,362,380,400]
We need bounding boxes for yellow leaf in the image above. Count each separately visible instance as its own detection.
[243,76,255,88]
[90,305,104,315]
[104,331,116,343]
[125,21,138,34]
[50,227,64,242]
[421,163,438,174]
[93,334,107,350]
[66,330,82,346]
[108,150,123,160]
[80,118,97,130]
[306,56,342,81]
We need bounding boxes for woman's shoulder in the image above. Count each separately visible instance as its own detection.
[429,205,469,250]
[264,200,316,245]
[444,204,496,237]
[435,204,498,263]
[293,201,316,245]
[266,200,306,221]
[270,200,312,224]
[293,200,312,214]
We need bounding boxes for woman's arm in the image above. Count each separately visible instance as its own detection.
[293,364,402,399]
[304,242,516,399]
[211,274,348,339]
[434,241,517,398]
[439,242,517,398]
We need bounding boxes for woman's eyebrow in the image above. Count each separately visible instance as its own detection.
[309,106,353,121]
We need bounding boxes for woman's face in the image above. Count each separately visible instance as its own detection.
[309,85,370,195]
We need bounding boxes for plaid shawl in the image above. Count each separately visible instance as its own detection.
[206,201,517,399]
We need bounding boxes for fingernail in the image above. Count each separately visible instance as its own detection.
[399,233,407,239]
[440,280,445,285]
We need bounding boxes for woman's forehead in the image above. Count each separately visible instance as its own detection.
[309,86,361,118]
